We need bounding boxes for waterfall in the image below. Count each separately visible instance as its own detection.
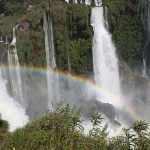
[142,57,147,78]
[104,6,109,30]
[94,0,102,6]
[43,12,58,109]
[5,36,9,44]
[143,0,150,78]
[65,0,102,5]
[147,0,150,39]
[67,48,71,73]
[0,70,29,131]
[8,25,24,107]
[91,4,120,104]
[65,0,77,3]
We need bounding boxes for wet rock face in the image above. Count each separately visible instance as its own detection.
[83,100,120,126]
[19,21,31,33]
[94,100,116,120]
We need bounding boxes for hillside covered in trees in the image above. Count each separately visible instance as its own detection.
[0,0,148,73]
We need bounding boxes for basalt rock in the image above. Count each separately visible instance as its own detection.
[83,100,121,126]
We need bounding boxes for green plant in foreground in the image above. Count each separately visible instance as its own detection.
[0,103,150,150]
[132,120,150,150]
[89,112,108,149]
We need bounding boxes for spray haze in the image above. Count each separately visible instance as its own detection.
[91,6,120,105]
[0,70,29,131]
[0,1,150,135]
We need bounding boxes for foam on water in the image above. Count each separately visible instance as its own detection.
[0,71,29,131]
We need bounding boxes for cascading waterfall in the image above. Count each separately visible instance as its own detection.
[91,2,120,105]
[65,0,77,3]
[142,57,147,78]
[104,6,109,30]
[8,25,24,107]
[65,0,102,5]
[64,0,120,105]
[147,0,150,40]
[5,36,9,44]
[143,0,150,78]
[67,48,71,73]
[43,12,58,109]
[0,69,29,131]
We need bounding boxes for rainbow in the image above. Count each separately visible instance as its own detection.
[0,64,142,121]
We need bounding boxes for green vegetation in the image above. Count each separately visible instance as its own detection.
[1,0,92,74]
[0,119,9,149]
[1,0,148,72]
[0,103,149,149]
[1,1,150,149]
[52,2,92,75]
[104,0,148,68]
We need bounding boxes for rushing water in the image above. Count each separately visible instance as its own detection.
[142,57,147,78]
[43,12,58,109]
[8,25,24,107]
[143,0,150,78]
[2,1,150,134]
[65,0,102,5]
[0,70,29,131]
[91,6,120,104]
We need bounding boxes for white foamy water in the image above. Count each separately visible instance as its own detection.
[0,71,29,131]
[8,25,24,107]
[43,12,59,109]
[91,7,120,105]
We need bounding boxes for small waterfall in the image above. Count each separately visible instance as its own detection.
[65,0,102,5]
[94,0,102,6]
[67,48,71,73]
[65,0,77,3]
[0,69,29,131]
[142,56,147,78]
[104,6,109,30]
[8,25,24,107]
[143,0,150,78]
[147,0,150,38]
[5,36,9,45]
[84,0,91,5]
[91,3,120,104]
[43,12,58,109]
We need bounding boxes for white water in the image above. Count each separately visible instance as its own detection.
[8,25,24,107]
[0,70,29,131]
[67,48,71,73]
[147,0,150,37]
[91,6,120,105]
[43,12,58,109]
[142,57,147,78]
[65,0,102,5]
[142,0,150,78]
[104,6,109,30]
[65,0,77,3]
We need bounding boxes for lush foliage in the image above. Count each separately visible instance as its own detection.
[0,119,9,149]
[104,0,148,68]
[0,103,149,149]
[52,2,93,75]
[1,0,92,74]
[1,0,148,72]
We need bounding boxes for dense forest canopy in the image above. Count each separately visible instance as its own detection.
[0,0,148,72]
